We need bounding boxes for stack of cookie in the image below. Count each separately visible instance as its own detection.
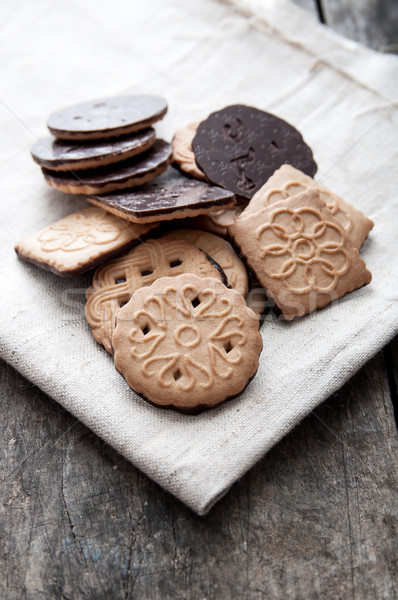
[31,95,171,194]
[15,98,374,413]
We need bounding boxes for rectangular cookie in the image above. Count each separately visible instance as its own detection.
[229,189,372,320]
[241,164,374,248]
[87,167,236,224]
[15,206,159,277]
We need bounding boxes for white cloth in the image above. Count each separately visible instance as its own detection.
[1,0,397,515]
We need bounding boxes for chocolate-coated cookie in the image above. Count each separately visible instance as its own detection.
[42,139,172,195]
[192,105,317,200]
[31,128,156,172]
[47,95,167,141]
[88,167,236,223]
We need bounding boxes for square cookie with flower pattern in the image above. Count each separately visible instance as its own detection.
[240,164,373,248]
[15,206,159,277]
[229,189,372,320]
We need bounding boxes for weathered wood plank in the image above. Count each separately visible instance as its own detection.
[320,0,398,52]
[1,347,397,599]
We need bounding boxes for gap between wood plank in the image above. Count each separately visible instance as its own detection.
[383,345,398,428]
[315,0,326,23]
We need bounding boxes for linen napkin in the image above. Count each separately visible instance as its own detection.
[1,0,397,515]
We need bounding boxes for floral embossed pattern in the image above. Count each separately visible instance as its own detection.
[229,190,372,320]
[257,206,350,294]
[38,208,121,252]
[260,180,353,236]
[14,206,158,277]
[112,274,262,413]
[244,164,374,249]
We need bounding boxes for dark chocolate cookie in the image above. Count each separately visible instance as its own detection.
[47,95,167,141]
[42,139,172,195]
[31,128,156,172]
[192,105,317,200]
[88,167,236,223]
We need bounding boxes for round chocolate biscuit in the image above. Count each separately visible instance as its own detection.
[112,273,263,413]
[47,95,167,141]
[192,105,317,200]
[31,128,156,172]
[42,139,172,195]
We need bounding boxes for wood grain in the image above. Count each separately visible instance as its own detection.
[1,348,397,599]
[320,0,398,52]
[1,1,397,599]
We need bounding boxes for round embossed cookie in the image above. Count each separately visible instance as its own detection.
[85,238,225,354]
[171,121,206,180]
[192,105,317,200]
[160,229,248,296]
[42,139,172,195]
[47,95,167,141]
[112,273,263,413]
[31,128,156,172]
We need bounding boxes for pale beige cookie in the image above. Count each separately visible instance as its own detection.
[186,205,244,237]
[160,229,248,296]
[229,190,372,320]
[241,164,373,248]
[85,238,224,354]
[112,273,263,413]
[171,121,206,181]
[14,206,159,277]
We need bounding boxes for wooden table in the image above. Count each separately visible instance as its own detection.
[1,2,397,598]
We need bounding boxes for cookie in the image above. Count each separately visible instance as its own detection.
[184,206,244,238]
[47,95,167,141]
[88,167,236,223]
[85,238,225,354]
[112,273,263,413]
[42,140,172,195]
[229,190,372,320]
[14,206,159,277]
[171,121,206,180]
[192,104,317,200]
[241,165,374,248]
[31,128,156,172]
[160,229,248,296]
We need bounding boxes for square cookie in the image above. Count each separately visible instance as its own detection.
[229,190,372,320]
[241,164,374,248]
[15,206,159,277]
